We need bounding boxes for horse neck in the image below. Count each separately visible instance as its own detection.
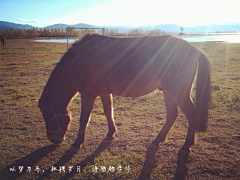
[51,85,76,112]
[39,68,76,113]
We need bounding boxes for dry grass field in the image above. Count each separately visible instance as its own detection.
[0,38,239,179]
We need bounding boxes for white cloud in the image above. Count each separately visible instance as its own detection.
[17,18,30,22]
[17,18,41,24]
[31,19,41,23]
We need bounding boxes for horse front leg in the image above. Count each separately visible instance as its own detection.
[70,93,97,152]
[100,94,116,140]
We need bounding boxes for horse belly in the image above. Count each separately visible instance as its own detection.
[113,86,158,97]
[106,73,161,97]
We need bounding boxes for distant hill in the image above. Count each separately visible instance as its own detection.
[0,21,239,33]
[0,21,34,30]
[44,23,97,30]
[43,23,69,30]
[136,23,240,33]
[139,24,181,33]
[183,23,240,33]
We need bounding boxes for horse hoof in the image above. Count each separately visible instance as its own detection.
[69,146,80,153]
[103,136,114,142]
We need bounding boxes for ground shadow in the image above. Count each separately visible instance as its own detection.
[58,139,113,180]
[37,146,78,180]
[138,145,190,180]
[173,148,190,180]
[138,143,159,180]
[0,145,56,180]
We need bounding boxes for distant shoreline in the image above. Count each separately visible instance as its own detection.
[30,33,240,44]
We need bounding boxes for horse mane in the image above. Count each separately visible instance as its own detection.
[71,33,106,47]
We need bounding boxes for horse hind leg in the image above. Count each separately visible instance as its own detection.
[100,94,116,140]
[173,92,196,152]
[152,90,178,146]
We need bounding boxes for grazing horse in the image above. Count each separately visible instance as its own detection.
[1,36,6,47]
[39,34,211,153]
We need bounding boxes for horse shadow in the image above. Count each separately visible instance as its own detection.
[138,144,190,180]
[38,139,113,180]
[0,141,189,179]
[0,145,56,180]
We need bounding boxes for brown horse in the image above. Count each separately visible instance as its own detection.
[39,34,211,153]
[1,36,6,47]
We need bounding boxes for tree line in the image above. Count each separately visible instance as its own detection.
[0,27,167,39]
[215,31,237,33]
[105,28,167,36]
[0,28,90,38]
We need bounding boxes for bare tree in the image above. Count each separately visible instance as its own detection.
[180,27,184,34]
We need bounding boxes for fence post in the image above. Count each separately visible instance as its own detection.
[67,32,69,47]
[66,26,71,47]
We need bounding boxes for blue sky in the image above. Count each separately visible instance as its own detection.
[0,0,239,27]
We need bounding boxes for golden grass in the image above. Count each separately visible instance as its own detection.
[0,39,239,179]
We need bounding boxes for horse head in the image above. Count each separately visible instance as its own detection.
[39,104,70,144]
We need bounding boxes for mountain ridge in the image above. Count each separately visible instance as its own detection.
[0,21,239,33]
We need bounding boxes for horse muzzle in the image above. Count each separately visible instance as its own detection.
[47,133,65,144]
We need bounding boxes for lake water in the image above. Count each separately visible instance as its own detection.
[34,34,240,43]
[180,34,240,43]
[34,39,77,43]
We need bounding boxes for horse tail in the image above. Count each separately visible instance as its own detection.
[195,53,211,132]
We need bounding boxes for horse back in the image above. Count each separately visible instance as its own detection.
[60,34,200,96]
